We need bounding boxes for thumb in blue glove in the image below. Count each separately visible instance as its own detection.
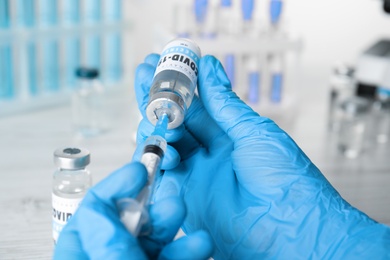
[135,54,390,259]
[53,162,214,260]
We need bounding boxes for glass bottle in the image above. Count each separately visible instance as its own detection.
[52,147,92,244]
[337,97,370,158]
[328,63,356,133]
[72,67,107,137]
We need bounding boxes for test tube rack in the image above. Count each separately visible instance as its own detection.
[0,1,133,117]
[153,0,304,131]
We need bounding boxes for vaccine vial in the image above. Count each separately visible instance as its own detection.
[72,67,106,137]
[52,147,92,244]
[146,38,201,129]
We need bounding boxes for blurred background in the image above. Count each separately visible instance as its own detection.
[1,0,390,258]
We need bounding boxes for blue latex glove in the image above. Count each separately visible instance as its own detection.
[135,54,390,259]
[53,162,213,260]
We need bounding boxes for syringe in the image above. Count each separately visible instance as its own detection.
[118,114,168,237]
[119,39,200,236]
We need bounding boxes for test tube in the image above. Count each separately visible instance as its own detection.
[13,0,38,99]
[201,0,218,38]
[83,0,101,70]
[219,0,232,34]
[174,1,191,38]
[222,0,241,88]
[38,0,60,93]
[269,0,283,31]
[241,0,254,32]
[269,53,284,103]
[247,55,261,104]
[104,0,122,84]
[194,0,208,36]
[0,0,14,100]
[61,0,81,89]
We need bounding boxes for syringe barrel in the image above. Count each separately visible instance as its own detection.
[140,135,167,204]
[146,38,201,129]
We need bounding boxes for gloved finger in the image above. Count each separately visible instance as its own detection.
[85,162,147,205]
[198,55,281,142]
[182,94,228,151]
[139,197,186,259]
[53,230,88,260]
[144,53,160,67]
[158,230,214,260]
[73,200,147,259]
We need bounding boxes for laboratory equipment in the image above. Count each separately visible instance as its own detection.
[72,67,107,137]
[269,0,283,27]
[194,0,208,35]
[370,88,390,144]
[38,0,60,92]
[0,0,14,99]
[200,0,218,38]
[337,97,370,158]
[104,0,122,83]
[247,55,261,104]
[241,0,254,32]
[173,0,191,38]
[52,147,92,244]
[83,0,101,69]
[146,38,201,129]
[328,63,356,132]
[118,128,168,236]
[384,0,390,13]
[269,53,284,103]
[16,0,38,97]
[62,0,81,88]
[355,39,390,95]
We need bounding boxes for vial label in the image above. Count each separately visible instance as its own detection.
[52,193,83,243]
[154,40,201,86]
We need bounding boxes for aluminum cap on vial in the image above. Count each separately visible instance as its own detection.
[54,147,90,170]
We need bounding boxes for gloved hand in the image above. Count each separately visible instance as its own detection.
[53,162,213,260]
[135,54,390,259]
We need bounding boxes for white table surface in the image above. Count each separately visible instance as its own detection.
[0,80,389,259]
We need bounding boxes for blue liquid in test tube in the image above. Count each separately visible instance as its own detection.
[270,0,283,26]
[225,54,235,88]
[221,0,236,88]
[241,0,254,22]
[270,72,283,102]
[0,0,14,99]
[84,0,101,70]
[194,0,208,26]
[248,71,260,104]
[105,0,122,83]
[38,0,60,93]
[270,54,284,103]
[62,0,81,88]
[17,0,38,96]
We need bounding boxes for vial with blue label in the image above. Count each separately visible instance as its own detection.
[146,38,201,129]
[52,147,92,244]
